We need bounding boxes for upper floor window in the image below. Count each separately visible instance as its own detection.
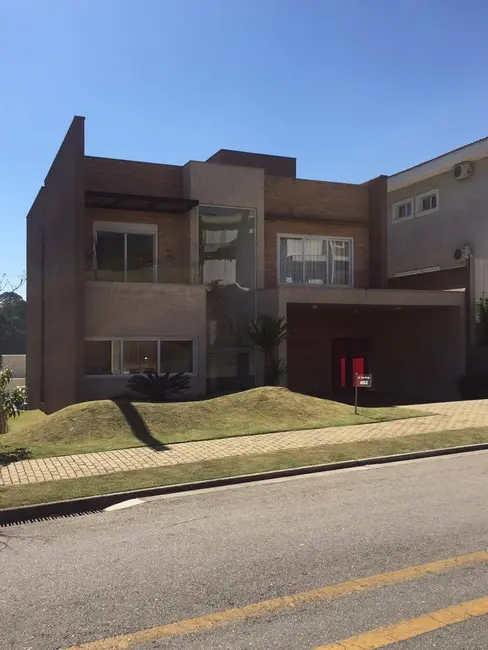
[93,221,157,282]
[278,235,353,286]
[416,189,439,216]
[392,198,414,223]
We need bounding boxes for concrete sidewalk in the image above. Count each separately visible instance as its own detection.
[2,400,488,487]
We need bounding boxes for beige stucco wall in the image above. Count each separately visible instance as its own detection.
[388,156,488,279]
[84,281,206,397]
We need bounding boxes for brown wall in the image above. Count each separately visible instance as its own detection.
[26,190,44,409]
[286,304,465,401]
[367,176,388,289]
[264,217,369,288]
[84,157,183,198]
[86,208,191,284]
[27,116,85,413]
[265,176,369,221]
[207,150,296,178]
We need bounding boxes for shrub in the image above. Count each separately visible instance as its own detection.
[126,371,191,402]
[476,294,488,344]
[0,367,26,434]
[247,315,287,386]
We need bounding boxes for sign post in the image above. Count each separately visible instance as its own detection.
[354,373,372,414]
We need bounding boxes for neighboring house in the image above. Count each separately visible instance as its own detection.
[387,137,488,351]
[1,354,26,390]
[27,117,465,413]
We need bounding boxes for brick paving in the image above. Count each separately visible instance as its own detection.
[2,400,488,487]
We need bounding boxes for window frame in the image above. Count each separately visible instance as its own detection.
[93,221,158,282]
[276,234,354,287]
[416,189,439,217]
[392,197,414,223]
[84,337,197,378]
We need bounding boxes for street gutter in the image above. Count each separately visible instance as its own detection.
[2,442,488,526]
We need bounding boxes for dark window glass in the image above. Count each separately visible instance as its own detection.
[160,340,193,373]
[84,341,112,375]
[95,232,125,281]
[126,234,155,282]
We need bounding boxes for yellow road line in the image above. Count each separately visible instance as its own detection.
[315,594,488,649]
[65,550,488,650]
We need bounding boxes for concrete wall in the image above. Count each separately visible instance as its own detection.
[27,116,86,413]
[388,156,488,278]
[84,281,206,396]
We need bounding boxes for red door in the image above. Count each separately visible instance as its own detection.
[332,338,368,390]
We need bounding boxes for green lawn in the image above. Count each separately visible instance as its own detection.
[1,387,423,460]
[1,427,486,510]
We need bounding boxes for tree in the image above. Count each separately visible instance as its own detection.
[247,315,287,386]
[0,291,26,354]
[0,367,26,434]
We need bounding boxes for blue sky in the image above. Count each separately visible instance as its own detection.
[1,0,488,290]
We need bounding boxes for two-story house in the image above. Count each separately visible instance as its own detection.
[388,137,488,353]
[27,117,466,413]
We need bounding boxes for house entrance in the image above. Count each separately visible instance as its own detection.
[332,338,369,391]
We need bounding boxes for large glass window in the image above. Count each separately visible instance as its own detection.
[160,340,193,374]
[279,236,353,286]
[199,206,256,392]
[123,340,158,374]
[93,223,156,282]
[84,340,195,375]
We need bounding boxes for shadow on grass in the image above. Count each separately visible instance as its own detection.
[112,399,167,451]
[0,447,32,466]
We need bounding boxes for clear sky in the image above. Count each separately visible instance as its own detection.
[1,0,488,289]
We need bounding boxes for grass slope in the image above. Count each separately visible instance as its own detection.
[3,387,422,459]
[1,427,485,510]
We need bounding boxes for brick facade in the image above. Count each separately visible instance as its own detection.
[265,176,369,221]
[85,157,183,198]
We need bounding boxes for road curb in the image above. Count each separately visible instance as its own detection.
[2,442,488,526]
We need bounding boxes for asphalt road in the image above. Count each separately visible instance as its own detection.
[1,451,488,650]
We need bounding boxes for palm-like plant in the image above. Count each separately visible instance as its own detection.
[247,315,287,386]
[127,372,190,402]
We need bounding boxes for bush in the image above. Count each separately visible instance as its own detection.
[0,367,26,434]
[126,371,191,402]
[456,373,488,400]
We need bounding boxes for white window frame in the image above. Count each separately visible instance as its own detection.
[84,337,198,378]
[416,189,439,217]
[93,221,158,282]
[277,234,354,287]
[392,197,414,223]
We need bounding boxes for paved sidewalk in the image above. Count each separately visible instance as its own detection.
[2,400,488,487]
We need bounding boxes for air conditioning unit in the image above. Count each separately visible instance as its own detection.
[453,161,473,180]
[454,245,473,261]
